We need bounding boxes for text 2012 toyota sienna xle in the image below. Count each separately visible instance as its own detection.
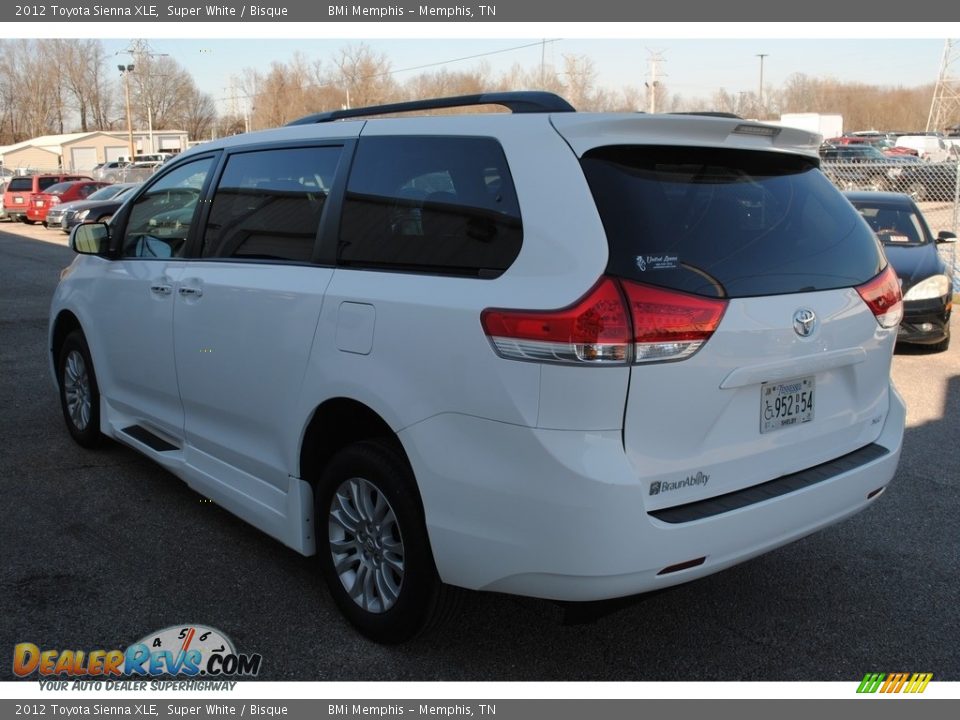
[50,93,905,642]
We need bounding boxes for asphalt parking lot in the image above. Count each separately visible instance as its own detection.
[1,219,957,682]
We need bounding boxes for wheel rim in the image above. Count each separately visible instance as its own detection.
[328,477,405,613]
[63,350,92,431]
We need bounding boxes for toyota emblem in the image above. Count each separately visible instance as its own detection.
[793,309,817,337]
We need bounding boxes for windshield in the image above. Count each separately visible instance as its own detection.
[848,202,932,246]
[87,185,130,201]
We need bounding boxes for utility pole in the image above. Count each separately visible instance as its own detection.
[117,40,169,155]
[927,39,960,134]
[540,38,546,88]
[645,49,667,114]
[118,64,135,159]
[756,53,769,118]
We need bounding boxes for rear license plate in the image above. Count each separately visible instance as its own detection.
[14,197,23,204]
[36,200,44,206]
[760,376,814,433]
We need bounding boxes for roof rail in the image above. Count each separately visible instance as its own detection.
[286,91,576,126]
[670,111,744,119]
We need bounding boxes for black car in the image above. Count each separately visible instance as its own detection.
[845,191,956,351]
[50,182,140,233]
[892,161,959,202]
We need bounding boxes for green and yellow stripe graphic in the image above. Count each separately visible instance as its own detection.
[857,672,933,694]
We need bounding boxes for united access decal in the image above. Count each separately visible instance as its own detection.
[13,625,262,687]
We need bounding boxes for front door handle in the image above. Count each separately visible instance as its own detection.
[150,284,172,296]
[178,287,203,298]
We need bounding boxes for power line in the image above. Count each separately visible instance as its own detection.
[218,39,564,103]
[371,39,562,80]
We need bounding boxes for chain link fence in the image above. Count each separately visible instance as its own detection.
[822,159,960,291]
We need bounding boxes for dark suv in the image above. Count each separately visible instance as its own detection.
[3,174,93,223]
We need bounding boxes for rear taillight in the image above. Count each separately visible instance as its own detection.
[620,280,728,363]
[856,266,903,328]
[481,277,728,365]
[481,278,631,364]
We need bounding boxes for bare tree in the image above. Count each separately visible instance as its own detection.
[175,88,217,141]
[334,43,398,109]
[1,40,56,140]
[51,39,109,132]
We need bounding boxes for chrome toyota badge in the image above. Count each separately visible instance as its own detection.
[793,308,817,337]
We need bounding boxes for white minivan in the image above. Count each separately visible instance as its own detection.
[50,92,905,642]
[895,135,951,162]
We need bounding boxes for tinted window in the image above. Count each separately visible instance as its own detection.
[339,136,522,278]
[201,146,340,262]
[87,185,130,201]
[38,177,64,191]
[581,146,885,298]
[122,157,213,259]
[8,178,32,191]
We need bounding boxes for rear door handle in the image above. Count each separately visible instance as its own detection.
[178,287,203,298]
[149,284,172,296]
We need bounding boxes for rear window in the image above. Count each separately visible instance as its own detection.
[581,146,885,298]
[44,182,73,196]
[8,178,32,191]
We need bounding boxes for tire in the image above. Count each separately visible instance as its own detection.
[22,218,36,225]
[315,439,461,643]
[57,330,103,448]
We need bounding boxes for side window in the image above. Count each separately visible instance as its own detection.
[338,136,523,278]
[121,157,213,259]
[201,146,340,262]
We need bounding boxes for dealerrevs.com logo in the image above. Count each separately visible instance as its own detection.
[13,625,262,686]
[857,672,933,694]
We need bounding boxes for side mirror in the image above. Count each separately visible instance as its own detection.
[70,222,110,255]
[937,230,957,244]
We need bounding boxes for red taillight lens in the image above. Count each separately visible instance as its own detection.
[481,277,728,365]
[481,277,631,364]
[620,280,728,362]
[856,265,903,328]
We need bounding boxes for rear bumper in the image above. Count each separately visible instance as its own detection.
[402,384,905,601]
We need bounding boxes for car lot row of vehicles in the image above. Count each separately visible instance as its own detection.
[2,175,141,231]
[819,144,960,201]
[826,131,960,162]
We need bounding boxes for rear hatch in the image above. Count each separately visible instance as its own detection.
[4,176,34,209]
[553,115,899,511]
